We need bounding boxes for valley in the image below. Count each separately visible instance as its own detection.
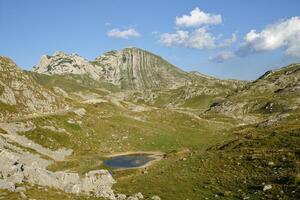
[0,48,299,200]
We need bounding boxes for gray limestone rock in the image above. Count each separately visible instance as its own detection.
[0,179,15,191]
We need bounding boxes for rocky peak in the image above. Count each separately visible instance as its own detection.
[33,52,101,79]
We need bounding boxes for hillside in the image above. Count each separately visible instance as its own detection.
[206,64,300,122]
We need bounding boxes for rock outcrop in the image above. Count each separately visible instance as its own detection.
[0,142,116,199]
[0,56,67,120]
[33,52,100,79]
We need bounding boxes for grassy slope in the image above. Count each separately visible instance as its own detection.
[2,65,299,199]
[29,72,120,93]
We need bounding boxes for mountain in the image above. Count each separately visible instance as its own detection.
[0,56,67,120]
[32,47,245,111]
[33,47,190,90]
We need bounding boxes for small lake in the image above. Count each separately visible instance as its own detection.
[103,153,158,169]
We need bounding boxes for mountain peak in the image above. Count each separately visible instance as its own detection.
[94,47,189,89]
[32,51,100,78]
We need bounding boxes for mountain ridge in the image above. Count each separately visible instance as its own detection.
[32,47,231,90]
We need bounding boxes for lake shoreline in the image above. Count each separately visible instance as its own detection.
[103,151,164,170]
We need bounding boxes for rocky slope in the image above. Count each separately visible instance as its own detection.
[0,56,67,120]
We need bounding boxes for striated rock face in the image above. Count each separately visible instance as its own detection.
[0,56,67,120]
[33,47,190,90]
[94,47,189,90]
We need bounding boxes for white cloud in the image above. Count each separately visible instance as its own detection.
[176,7,222,27]
[160,28,216,49]
[159,30,189,47]
[160,28,238,49]
[209,51,235,63]
[238,17,300,57]
[107,28,140,39]
[159,8,238,50]
[188,28,216,48]
[218,33,237,48]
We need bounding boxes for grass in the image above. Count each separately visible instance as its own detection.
[113,110,300,200]
[31,105,236,199]
[181,94,219,110]
[3,97,298,200]
[19,127,74,151]
[0,101,17,113]
[0,186,106,200]
[29,72,120,93]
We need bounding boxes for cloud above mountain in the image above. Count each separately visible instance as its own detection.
[160,29,237,49]
[160,28,216,49]
[237,17,300,57]
[176,8,222,27]
[107,28,140,39]
[159,8,236,50]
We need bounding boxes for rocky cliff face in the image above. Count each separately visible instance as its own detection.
[94,47,189,90]
[0,56,67,120]
[33,47,190,90]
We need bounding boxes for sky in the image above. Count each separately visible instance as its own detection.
[1,0,300,80]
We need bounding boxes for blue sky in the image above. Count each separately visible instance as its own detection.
[1,0,300,80]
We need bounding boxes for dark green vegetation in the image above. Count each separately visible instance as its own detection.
[0,52,299,199]
[29,72,120,93]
